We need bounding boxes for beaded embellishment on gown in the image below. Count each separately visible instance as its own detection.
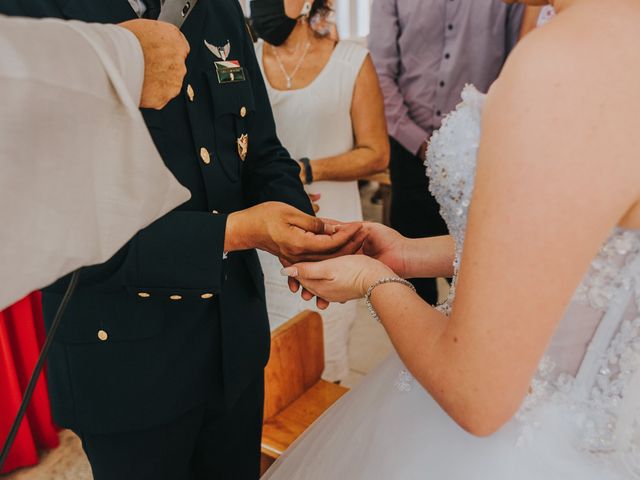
[263,85,640,480]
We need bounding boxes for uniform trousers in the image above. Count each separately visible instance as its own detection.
[75,373,264,480]
[389,136,449,305]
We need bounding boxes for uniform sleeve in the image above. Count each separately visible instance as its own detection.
[238,14,314,215]
[121,211,228,294]
[368,0,429,156]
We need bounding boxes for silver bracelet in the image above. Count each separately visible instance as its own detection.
[365,277,417,323]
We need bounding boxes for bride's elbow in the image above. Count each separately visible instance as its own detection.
[446,400,519,437]
[456,414,508,438]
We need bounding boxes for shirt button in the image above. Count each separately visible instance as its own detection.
[200,147,211,165]
[448,24,453,31]
[186,84,195,102]
[439,81,445,87]
[201,293,214,299]
[444,53,450,59]
[170,295,183,301]
[436,110,442,116]
[240,106,247,118]
[137,292,151,298]
[97,330,108,341]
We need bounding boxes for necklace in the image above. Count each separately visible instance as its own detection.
[271,40,312,90]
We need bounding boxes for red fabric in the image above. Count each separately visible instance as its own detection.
[0,293,59,474]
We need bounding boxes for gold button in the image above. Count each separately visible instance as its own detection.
[240,106,247,118]
[170,295,183,301]
[200,147,210,165]
[186,84,195,102]
[138,292,151,298]
[201,293,214,299]
[212,210,219,214]
[97,330,108,341]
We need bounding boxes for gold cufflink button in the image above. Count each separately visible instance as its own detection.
[240,106,247,118]
[170,295,183,301]
[97,330,108,341]
[201,293,214,299]
[138,292,151,298]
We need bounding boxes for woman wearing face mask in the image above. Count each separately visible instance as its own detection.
[263,0,640,478]
[250,0,389,382]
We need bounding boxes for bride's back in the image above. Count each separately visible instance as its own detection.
[510,0,640,225]
[474,0,640,466]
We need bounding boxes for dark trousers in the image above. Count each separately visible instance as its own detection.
[76,373,264,480]
[389,137,449,305]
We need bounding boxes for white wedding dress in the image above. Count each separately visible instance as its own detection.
[263,86,640,479]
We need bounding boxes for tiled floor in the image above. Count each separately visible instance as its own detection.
[2,182,447,479]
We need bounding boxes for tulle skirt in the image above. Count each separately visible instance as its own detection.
[263,353,624,480]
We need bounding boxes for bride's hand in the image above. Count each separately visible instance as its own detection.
[282,255,395,304]
[361,222,408,277]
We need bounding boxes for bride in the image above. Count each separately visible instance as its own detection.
[267,0,640,478]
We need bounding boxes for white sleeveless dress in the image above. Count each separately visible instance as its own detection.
[255,40,368,381]
[262,86,640,479]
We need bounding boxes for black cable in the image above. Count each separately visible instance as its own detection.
[0,270,80,471]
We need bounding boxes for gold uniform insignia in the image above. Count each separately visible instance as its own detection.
[237,134,248,161]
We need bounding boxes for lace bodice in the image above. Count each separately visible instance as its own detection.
[426,85,640,476]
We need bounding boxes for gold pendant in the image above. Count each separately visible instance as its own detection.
[237,134,248,161]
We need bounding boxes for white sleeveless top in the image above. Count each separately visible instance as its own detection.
[254,39,368,222]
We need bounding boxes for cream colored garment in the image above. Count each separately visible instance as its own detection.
[0,15,190,310]
[255,40,368,381]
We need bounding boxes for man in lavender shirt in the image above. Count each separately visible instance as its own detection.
[369,0,524,304]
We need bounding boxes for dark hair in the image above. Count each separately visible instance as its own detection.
[309,0,332,20]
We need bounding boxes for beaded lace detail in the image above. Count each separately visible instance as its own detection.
[423,85,640,474]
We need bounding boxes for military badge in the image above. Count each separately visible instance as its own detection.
[237,134,248,161]
[204,39,231,61]
[204,39,246,83]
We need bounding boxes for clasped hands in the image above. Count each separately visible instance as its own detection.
[223,202,406,309]
[280,219,406,309]
[225,202,408,309]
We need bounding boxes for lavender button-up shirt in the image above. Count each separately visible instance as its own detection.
[369,0,523,155]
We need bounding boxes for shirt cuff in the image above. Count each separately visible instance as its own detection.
[392,121,431,157]
[105,25,145,108]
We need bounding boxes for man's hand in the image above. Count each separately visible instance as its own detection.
[308,193,321,214]
[118,19,189,109]
[225,202,364,264]
[360,222,408,277]
[417,141,429,161]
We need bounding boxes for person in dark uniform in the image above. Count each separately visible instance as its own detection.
[0,1,362,479]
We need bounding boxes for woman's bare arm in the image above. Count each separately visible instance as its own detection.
[366,4,640,435]
[306,55,389,182]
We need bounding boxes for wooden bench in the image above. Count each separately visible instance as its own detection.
[260,311,349,475]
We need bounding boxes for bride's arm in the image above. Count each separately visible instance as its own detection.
[360,222,455,279]
[370,18,640,435]
[290,10,640,436]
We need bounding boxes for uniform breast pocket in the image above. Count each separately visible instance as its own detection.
[204,70,256,182]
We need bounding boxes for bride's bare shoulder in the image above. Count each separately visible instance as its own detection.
[487,0,640,176]
[501,0,640,90]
